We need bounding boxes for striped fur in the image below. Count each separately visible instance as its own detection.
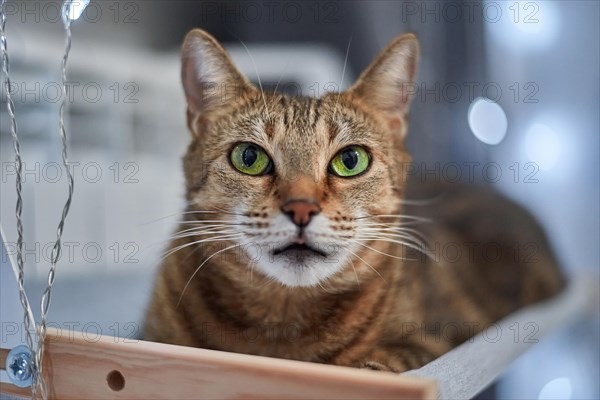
[143,30,564,372]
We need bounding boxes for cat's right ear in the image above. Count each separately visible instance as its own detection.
[181,29,254,119]
[346,33,419,137]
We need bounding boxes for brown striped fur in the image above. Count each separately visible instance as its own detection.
[143,30,564,372]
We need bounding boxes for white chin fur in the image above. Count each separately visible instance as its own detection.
[254,255,349,287]
[233,210,359,287]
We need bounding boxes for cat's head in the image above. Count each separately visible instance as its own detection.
[180,29,419,287]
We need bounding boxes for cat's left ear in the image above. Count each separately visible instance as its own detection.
[347,33,419,134]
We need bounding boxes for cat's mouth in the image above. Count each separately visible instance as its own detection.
[271,242,328,260]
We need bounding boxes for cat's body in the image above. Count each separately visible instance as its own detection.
[143,30,564,372]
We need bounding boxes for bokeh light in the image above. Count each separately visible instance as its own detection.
[524,122,561,170]
[468,97,508,145]
[538,377,572,400]
[485,0,560,52]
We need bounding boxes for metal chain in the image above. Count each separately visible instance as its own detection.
[2,1,77,398]
[32,13,76,400]
[0,0,37,369]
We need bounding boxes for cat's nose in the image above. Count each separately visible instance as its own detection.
[281,200,321,227]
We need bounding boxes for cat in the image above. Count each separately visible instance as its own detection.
[143,29,565,372]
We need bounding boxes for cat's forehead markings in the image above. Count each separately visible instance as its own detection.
[327,121,340,143]
[236,116,270,146]
[264,120,275,138]
[279,96,290,126]
[276,96,322,131]
[302,97,323,130]
[310,98,323,130]
[327,116,357,146]
[329,109,383,147]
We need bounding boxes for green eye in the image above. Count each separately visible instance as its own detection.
[230,143,272,175]
[329,146,370,177]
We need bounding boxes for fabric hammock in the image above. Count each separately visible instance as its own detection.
[405,273,598,399]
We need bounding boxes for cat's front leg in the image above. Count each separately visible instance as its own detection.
[353,344,438,373]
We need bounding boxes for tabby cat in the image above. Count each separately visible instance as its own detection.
[143,29,564,372]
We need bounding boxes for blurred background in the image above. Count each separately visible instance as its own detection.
[1,1,598,398]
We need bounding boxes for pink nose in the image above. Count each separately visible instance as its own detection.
[281,200,321,227]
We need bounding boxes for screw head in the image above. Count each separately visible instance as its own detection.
[6,345,33,388]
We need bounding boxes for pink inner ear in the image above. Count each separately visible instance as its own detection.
[181,30,255,116]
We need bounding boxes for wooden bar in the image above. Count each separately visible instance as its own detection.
[1,328,437,399]
[0,382,30,398]
[0,347,9,367]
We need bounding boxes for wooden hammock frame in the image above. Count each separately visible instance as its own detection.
[1,274,596,399]
[0,328,436,399]
[1,6,597,398]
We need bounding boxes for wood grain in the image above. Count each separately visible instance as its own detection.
[0,382,30,398]
[0,328,435,399]
[0,347,9,366]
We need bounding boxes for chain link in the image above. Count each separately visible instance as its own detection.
[32,12,76,400]
[1,2,76,398]
[0,0,37,374]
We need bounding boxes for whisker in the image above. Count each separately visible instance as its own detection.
[141,229,239,253]
[349,257,360,289]
[170,227,236,238]
[399,195,444,206]
[360,222,428,233]
[361,220,427,228]
[358,228,429,249]
[348,239,412,261]
[360,224,430,244]
[139,209,245,226]
[138,210,218,226]
[341,246,386,283]
[161,234,242,261]
[171,223,241,233]
[168,230,239,241]
[248,261,255,286]
[161,235,240,261]
[356,214,431,222]
[175,203,248,215]
[209,206,248,217]
[312,268,334,294]
[177,241,246,308]
[356,232,426,251]
[172,232,245,275]
[175,220,250,225]
[255,273,276,289]
[273,60,290,94]
[333,36,352,120]
[233,35,270,118]
[360,222,428,234]
[171,223,239,233]
[354,235,435,261]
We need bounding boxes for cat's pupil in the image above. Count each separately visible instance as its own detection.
[242,146,258,166]
[342,149,359,170]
